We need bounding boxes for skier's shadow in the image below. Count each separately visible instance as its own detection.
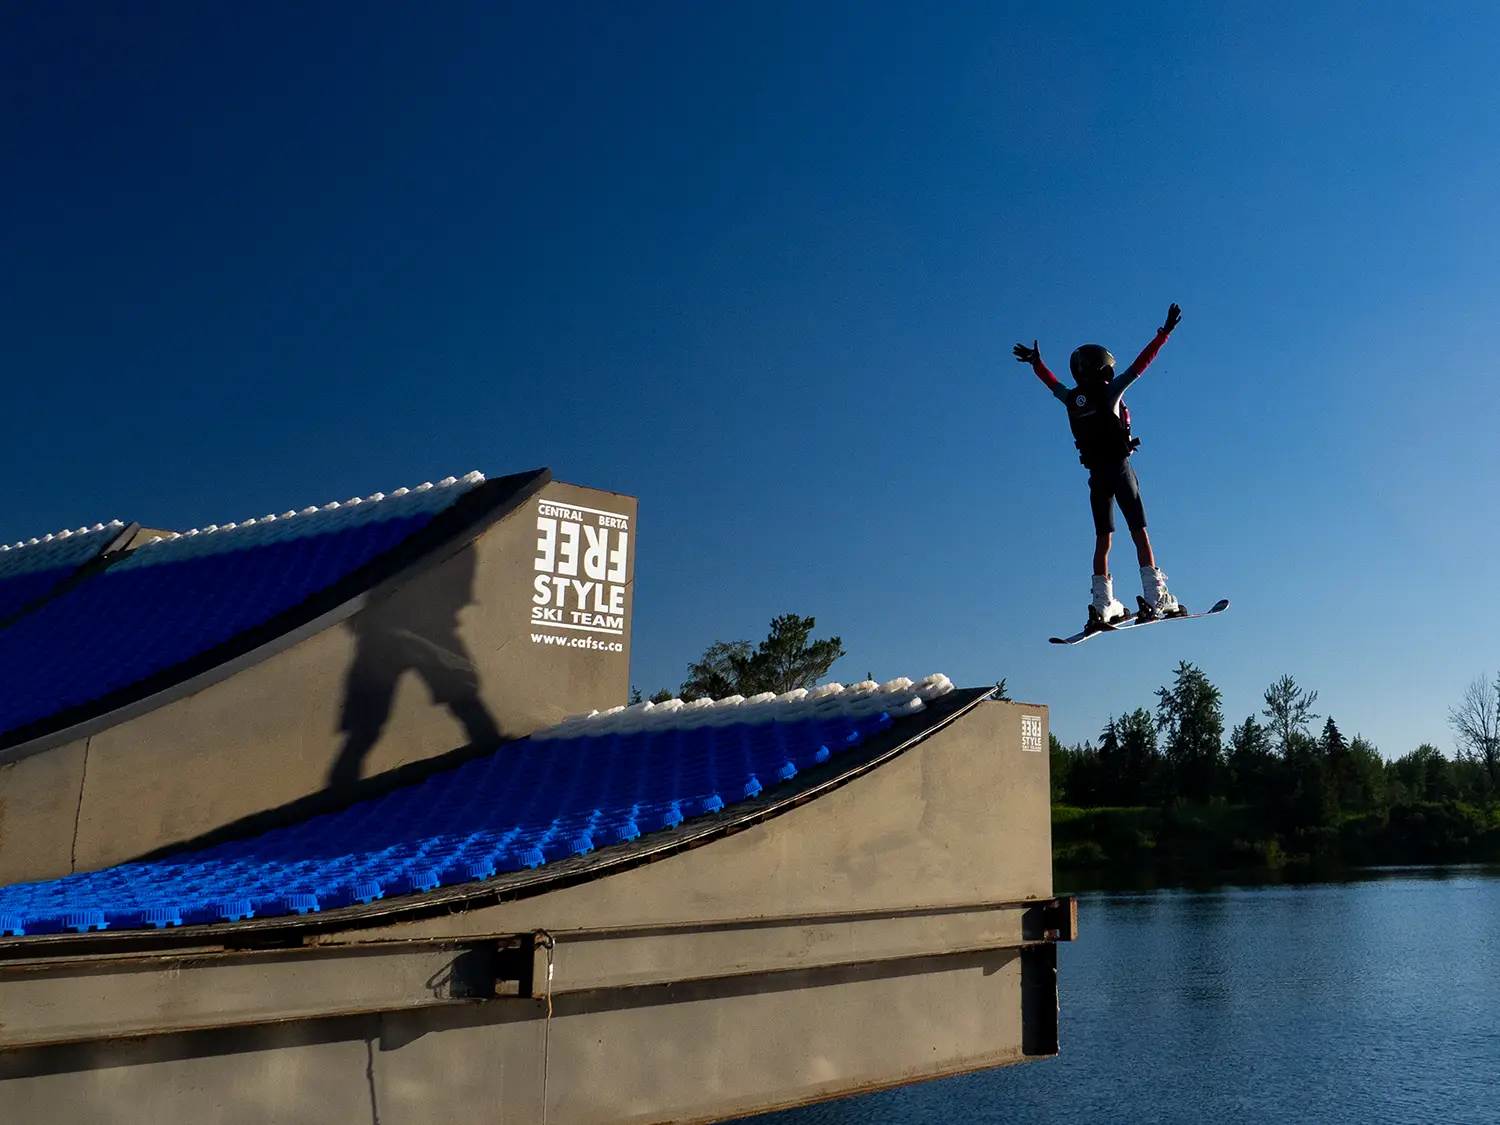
[328,547,503,792]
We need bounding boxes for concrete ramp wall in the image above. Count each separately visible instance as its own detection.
[0,699,1069,1125]
[0,475,637,882]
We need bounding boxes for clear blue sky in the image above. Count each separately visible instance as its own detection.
[3,3,1496,758]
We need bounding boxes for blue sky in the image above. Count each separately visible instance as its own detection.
[3,3,1497,757]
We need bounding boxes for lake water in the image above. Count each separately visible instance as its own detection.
[740,869,1500,1125]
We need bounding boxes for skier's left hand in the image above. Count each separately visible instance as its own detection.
[1162,303,1182,334]
[1013,340,1041,365]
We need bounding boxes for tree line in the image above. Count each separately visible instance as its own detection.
[1052,663,1500,871]
[633,614,847,703]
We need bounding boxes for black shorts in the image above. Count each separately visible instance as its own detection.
[1087,459,1147,536]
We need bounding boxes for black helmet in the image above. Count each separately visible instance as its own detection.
[1070,344,1115,382]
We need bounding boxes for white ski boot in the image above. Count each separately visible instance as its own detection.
[1138,566,1185,621]
[1088,574,1130,630]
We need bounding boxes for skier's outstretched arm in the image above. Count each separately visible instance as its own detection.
[1013,340,1068,401]
[1113,303,1182,394]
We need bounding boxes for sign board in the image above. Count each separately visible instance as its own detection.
[1021,714,1044,753]
[529,499,631,656]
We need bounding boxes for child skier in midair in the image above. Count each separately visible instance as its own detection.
[1014,302,1185,629]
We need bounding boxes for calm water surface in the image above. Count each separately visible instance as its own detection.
[742,869,1500,1125]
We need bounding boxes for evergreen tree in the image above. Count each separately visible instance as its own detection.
[1049,732,1071,804]
[681,640,754,700]
[1096,714,1156,806]
[1116,708,1158,804]
[630,686,677,705]
[1041,659,1500,868]
[1320,716,1346,752]
[680,616,846,700]
[1320,716,1351,818]
[1061,739,1105,807]
[732,614,845,695]
[1284,728,1336,836]
[1155,661,1224,802]
[1096,717,1124,799]
[1227,714,1281,809]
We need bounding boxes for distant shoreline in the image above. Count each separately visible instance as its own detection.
[1051,802,1500,892]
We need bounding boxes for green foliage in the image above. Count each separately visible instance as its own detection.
[1052,803,1271,872]
[1389,743,1449,804]
[1053,666,1500,878]
[1049,732,1071,803]
[680,615,846,700]
[681,639,754,701]
[1343,802,1500,865]
[1057,737,1104,807]
[1262,674,1319,756]
[736,614,846,695]
[1342,735,1386,813]
[1155,661,1224,803]
[1097,708,1160,806]
[1226,714,1278,812]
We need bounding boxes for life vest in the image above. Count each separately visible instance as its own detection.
[1066,383,1140,467]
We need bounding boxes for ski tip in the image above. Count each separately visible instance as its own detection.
[1209,598,1230,612]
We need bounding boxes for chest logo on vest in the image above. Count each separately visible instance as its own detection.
[1075,394,1087,407]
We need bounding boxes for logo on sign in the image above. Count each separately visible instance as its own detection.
[1021,714,1043,753]
[530,500,631,655]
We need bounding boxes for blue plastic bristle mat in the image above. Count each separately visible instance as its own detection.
[0,513,433,737]
[0,709,896,936]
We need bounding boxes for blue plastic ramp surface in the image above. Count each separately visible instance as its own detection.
[0,677,956,937]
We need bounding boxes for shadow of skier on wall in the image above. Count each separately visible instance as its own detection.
[328,546,503,792]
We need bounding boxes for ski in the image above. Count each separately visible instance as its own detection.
[1049,598,1229,645]
[1048,616,1140,645]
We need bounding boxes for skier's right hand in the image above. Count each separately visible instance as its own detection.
[1162,303,1182,334]
[1013,340,1040,365]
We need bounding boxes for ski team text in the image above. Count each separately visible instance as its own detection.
[530,502,631,640]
